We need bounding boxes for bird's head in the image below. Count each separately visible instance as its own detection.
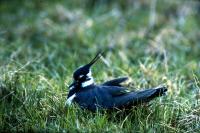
[69,52,103,91]
[66,52,103,106]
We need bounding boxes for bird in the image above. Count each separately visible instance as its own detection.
[65,52,167,111]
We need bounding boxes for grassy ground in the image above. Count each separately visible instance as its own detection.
[0,0,200,132]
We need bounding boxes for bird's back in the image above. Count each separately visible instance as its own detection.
[74,85,122,110]
[74,85,167,111]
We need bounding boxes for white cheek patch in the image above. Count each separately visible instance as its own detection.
[81,78,94,88]
[81,70,94,88]
[87,70,92,77]
[65,93,76,106]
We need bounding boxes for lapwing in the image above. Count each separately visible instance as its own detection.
[66,52,167,111]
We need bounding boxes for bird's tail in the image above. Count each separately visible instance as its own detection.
[115,86,167,108]
[132,85,167,104]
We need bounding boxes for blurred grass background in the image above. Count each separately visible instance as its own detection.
[0,0,200,132]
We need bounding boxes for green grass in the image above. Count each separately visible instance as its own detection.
[0,0,200,132]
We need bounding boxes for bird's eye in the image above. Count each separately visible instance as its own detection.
[79,75,84,79]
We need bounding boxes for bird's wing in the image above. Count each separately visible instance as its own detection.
[101,85,131,96]
[101,77,129,87]
[113,86,168,107]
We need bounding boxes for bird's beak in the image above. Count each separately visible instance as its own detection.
[67,81,77,99]
[69,81,76,90]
